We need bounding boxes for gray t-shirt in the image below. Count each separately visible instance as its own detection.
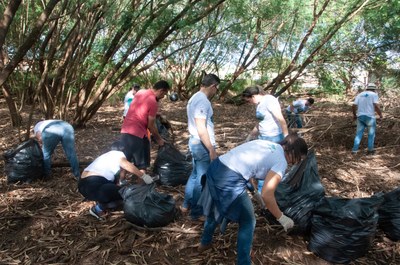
[354,91,379,118]
[84,151,125,181]
[257,95,283,137]
[219,139,287,181]
[34,120,59,134]
[186,91,216,145]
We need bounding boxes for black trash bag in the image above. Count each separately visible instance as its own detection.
[378,187,400,241]
[153,115,173,142]
[262,150,325,235]
[120,183,177,227]
[3,138,44,184]
[153,143,192,186]
[308,195,384,264]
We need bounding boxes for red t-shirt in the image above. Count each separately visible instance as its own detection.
[121,89,158,137]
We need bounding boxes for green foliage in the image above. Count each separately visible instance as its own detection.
[2,0,398,125]
[318,70,346,95]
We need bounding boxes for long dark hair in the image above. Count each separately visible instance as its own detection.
[280,132,308,164]
[241,85,265,98]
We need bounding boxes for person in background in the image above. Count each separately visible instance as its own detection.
[242,86,288,143]
[123,84,141,119]
[181,73,221,221]
[352,83,383,155]
[198,133,308,265]
[121,80,170,174]
[285,97,314,128]
[78,141,154,221]
[34,120,80,179]
[241,85,289,192]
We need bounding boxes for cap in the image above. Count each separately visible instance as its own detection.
[366,83,377,90]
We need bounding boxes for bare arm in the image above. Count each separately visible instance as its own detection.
[261,170,283,219]
[270,107,289,136]
[374,103,383,120]
[35,131,42,143]
[352,104,357,120]
[147,115,165,146]
[119,157,144,178]
[246,124,259,140]
[195,117,217,160]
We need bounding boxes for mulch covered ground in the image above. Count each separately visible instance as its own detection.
[0,91,399,265]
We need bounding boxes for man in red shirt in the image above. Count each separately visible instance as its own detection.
[121,80,170,174]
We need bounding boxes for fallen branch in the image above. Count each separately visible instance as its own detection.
[127,221,201,234]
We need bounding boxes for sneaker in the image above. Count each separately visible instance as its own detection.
[179,205,189,214]
[198,243,212,253]
[89,206,105,221]
[191,215,206,222]
[367,150,376,156]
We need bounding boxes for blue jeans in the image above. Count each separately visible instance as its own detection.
[352,115,376,152]
[257,134,284,192]
[286,110,303,128]
[258,133,284,143]
[41,121,80,178]
[183,137,211,219]
[201,192,256,265]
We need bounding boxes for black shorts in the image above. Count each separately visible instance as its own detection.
[120,133,150,169]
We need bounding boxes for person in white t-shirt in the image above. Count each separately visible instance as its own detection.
[285,97,314,128]
[123,84,140,118]
[242,86,289,143]
[78,141,154,221]
[33,120,80,179]
[242,86,289,192]
[181,73,220,221]
[352,83,383,155]
[197,133,308,265]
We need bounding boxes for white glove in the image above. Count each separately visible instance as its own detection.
[245,135,253,142]
[277,214,294,232]
[141,174,154,184]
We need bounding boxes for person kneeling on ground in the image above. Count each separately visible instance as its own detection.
[198,133,308,265]
[78,141,155,220]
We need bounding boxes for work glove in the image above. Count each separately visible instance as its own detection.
[141,174,154,184]
[277,214,294,232]
[245,135,254,142]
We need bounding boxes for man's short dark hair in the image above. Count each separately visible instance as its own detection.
[132,84,140,91]
[307,98,314,105]
[201,73,220,87]
[153,80,170,91]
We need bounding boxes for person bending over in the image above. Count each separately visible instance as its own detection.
[78,142,154,221]
[198,133,308,265]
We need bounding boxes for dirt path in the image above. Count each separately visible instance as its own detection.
[0,93,399,265]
